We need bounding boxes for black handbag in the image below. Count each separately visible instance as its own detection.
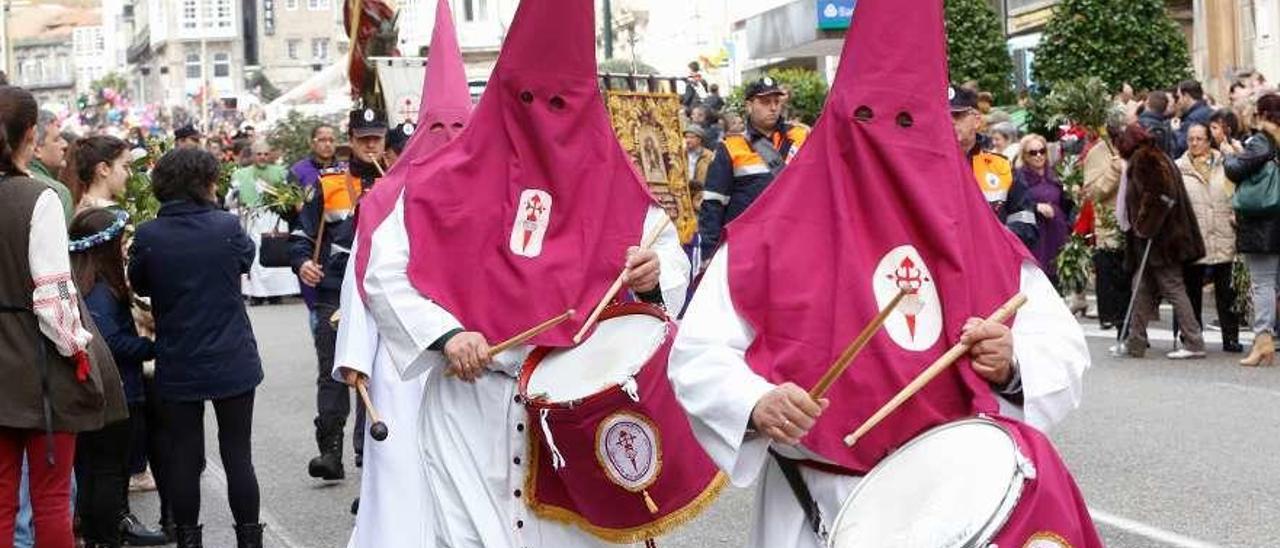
[258,224,293,268]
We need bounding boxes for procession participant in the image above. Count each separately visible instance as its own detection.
[290,107,386,481]
[668,1,1097,547]
[359,0,689,545]
[331,1,472,546]
[697,77,809,262]
[382,123,413,168]
[231,141,299,305]
[287,124,341,314]
[952,85,1040,249]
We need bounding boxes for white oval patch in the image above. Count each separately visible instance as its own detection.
[509,189,553,258]
[872,245,943,352]
[596,411,660,492]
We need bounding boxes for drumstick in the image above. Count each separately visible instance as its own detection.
[572,216,672,344]
[843,293,1028,448]
[808,289,907,400]
[355,376,389,441]
[444,309,575,378]
[488,309,576,357]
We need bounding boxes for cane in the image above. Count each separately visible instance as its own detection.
[1114,237,1154,357]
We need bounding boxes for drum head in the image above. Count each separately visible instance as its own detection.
[829,418,1026,548]
[526,312,667,402]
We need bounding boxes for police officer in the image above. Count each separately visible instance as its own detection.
[291,106,387,481]
[950,85,1038,249]
[697,77,810,261]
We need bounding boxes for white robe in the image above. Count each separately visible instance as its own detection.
[232,182,300,298]
[364,194,690,548]
[667,244,1090,548]
[332,241,432,548]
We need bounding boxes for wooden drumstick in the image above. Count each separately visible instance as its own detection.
[843,293,1028,448]
[572,216,672,344]
[808,289,907,400]
[444,309,575,378]
[355,376,389,441]
[488,309,576,357]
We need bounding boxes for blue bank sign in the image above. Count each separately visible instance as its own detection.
[817,0,855,30]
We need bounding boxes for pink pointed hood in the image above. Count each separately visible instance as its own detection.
[354,0,472,299]
[400,0,655,345]
[723,0,1030,472]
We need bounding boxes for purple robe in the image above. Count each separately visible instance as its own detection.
[1018,165,1070,282]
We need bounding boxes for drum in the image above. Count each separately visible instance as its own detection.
[517,302,725,544]
[828,417,1032,548]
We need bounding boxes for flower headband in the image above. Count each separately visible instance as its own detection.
[69,209,130,252]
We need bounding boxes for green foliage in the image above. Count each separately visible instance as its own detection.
[268,110,329,167]
[1233,257,1253,320]
[216,161,237,203]
[944,0,1016,104]
[258,179,312,219]
[724,68,829,126]
[1034,0,1192,92]
[1041,76,1113,131]
[121,137,170,224]
[1055,234,1093,293]
[246,71,282,103]
[1056,234,1093,293]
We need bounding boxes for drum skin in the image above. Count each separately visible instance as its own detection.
[518,303,726,543]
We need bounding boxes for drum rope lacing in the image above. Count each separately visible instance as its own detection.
[539,408,567,469]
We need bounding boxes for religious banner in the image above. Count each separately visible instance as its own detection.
[604,91,698,244]
[372,56,429,127]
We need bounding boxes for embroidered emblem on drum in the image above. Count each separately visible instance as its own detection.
[873,245,943,351]
[1023,532,1072,548]
[510,189,553,257]
[596,411,663,514]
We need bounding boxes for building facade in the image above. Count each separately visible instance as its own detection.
[253,0,346,96]
[127,0,246,110]
[9,3,100,111]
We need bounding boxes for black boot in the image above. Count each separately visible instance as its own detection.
[234,523,265,548]
[174,524,202,548]
[119,513,168,546]
[307,417,345,480]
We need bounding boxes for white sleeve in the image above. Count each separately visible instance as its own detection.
[644,206,690,313]
[29,189,92,357]
[1009,261,1090,431]
[332,240,379,381]
[363,192,462,381]
[668,243,776,487]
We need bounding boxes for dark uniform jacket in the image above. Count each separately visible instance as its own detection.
[697,122,809,257]
[290,159,379,292]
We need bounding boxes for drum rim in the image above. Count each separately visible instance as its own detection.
[517,301,672,409]
[826,416,1027,548]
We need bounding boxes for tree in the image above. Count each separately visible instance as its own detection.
[268,110,329,166]
[1034,0,1191,93]
[944,0,1015,104]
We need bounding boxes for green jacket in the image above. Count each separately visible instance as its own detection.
[28,160,74,224]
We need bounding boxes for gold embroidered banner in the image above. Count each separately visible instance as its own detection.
[605,91,698,244]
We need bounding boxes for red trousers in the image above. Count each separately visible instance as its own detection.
[0,428,76,548]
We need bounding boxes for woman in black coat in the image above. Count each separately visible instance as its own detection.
[1226,93,1280,366]
[127,148,264,548]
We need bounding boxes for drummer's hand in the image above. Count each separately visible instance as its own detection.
[622,246,660,294]
[960,318,1014,385]
[750,383,829,446]
[337,367,361,387]
[444,331,492,382]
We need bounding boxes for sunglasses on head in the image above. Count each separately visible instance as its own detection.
[1026,148,1047,157]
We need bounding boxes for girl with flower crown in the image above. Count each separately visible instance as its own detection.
[68,207,167,547]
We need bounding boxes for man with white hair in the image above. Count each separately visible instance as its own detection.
[230,141,299,304]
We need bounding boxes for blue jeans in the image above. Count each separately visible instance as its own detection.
[1246,253,1280,335]
[14,456,32,548]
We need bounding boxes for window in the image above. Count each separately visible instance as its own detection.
[286,0,298,9]
[462,0,486,22]
[211,0,233,29]
[307,0,330,10]
[181,0,197,29]
[312,38,329,60]
[287,39,300,60]
[213,52,230,77]
[185,52,202,79]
